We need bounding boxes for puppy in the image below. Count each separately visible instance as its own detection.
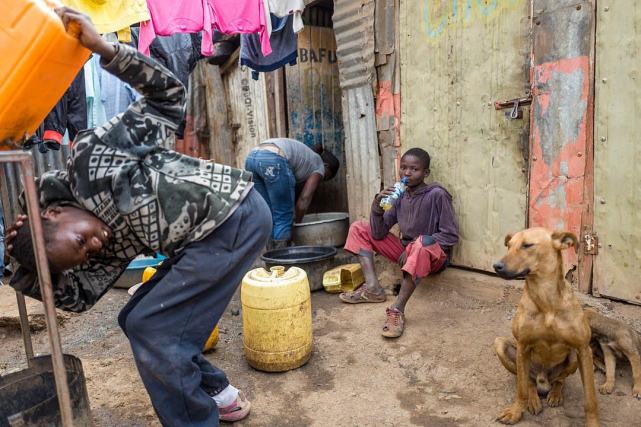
[584,307,641,398]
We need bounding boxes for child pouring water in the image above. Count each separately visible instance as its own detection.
[339,148,459,338]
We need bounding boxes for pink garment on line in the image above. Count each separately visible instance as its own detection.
[139,0,271,57]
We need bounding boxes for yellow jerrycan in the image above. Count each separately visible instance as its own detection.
[141,267,219,352]
[241,266,312,372]
[0,0,90,145]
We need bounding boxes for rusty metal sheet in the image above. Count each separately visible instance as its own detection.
[400,0,530,271]
[342,86,381,220]
[593,1,641,304]
[375,0,395,56]
[530,1,594,271]
[333,0,376,89]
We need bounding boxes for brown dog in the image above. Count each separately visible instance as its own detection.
[493,228,599,426]
[584,307,641,398]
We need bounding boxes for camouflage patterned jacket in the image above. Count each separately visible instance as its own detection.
[11,44,253,312]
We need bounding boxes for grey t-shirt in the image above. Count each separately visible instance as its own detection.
[261,138,325,183]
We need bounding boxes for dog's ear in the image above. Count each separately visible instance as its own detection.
[504,233,513,247]
[551,231,578,251]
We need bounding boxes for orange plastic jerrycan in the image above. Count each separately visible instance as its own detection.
[0,0,90,147]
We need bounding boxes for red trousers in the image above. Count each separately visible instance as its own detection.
[344,221,447,280]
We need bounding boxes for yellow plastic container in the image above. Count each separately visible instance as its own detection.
[241,266,312,372]
[0,0,90,146]
[202,324,219,352]
[140,266,219,352]
[322,264,365,293]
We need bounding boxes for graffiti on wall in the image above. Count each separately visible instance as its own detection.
[422,0,523,39]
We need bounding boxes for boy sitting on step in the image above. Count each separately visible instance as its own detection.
[339,148,459,338]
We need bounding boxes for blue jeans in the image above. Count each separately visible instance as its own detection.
[244,150,296,241]
[118,190,271,426]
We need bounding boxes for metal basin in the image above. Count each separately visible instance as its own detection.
[261,246,337,291]
[0,354,91,427]
[293,212,349,247]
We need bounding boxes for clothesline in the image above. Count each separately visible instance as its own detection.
[37,0,307,149]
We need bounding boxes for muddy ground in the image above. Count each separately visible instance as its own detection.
[1,265,640,427]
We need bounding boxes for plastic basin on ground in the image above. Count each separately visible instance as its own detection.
[261,246,337,291]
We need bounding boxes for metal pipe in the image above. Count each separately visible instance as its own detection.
[0,152,74,426]
[15,292,34,364]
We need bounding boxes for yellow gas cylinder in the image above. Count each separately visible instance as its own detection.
[241,266,312,372]
[140,266,219,352]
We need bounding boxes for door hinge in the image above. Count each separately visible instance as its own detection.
[583,231,599,255]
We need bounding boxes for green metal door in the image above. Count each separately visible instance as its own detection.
[593,1,641,304]
[400,0,530,271]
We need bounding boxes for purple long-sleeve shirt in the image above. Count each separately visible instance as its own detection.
[370,182,459,252]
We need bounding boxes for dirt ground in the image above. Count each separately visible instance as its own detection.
[1,265,641,427]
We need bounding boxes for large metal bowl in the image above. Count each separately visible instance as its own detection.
[292,212,349,247]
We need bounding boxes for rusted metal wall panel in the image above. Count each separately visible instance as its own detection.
[400,0,530,271]
[342,87,381,221]
[593,1,641,304]
[333,0,381,220]
[530,0,594,273]
[286,26,348,214]
[375,0,401,186]
[223,64,270,168]
[333,0,376,90]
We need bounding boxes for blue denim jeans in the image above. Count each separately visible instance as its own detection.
[117,190,271,426]
[244,150,296,241]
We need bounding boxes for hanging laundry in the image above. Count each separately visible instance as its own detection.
[208,31,241,66]
[139,0,270,57]
[268,0,305,33]
[42,68,87,147]
[84,54,107,129]
[99,64,140,121]
[131,27,202,87]
[240,15,297,80]
[209,0,271,55]
[61,0,150,42]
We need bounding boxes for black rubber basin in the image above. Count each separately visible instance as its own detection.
[261,246,337,264]
[0,354,91,427]
[261,246,337,291]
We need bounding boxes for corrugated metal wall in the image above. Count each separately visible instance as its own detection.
[593,0,641,304]
[333,0,381,220]
[0,147,70,223]
[400,0,530,271]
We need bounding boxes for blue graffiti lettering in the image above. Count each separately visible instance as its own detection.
[423,0,448,38]
[477,0,498,16]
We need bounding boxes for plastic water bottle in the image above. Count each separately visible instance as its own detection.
[379,177,409,211]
